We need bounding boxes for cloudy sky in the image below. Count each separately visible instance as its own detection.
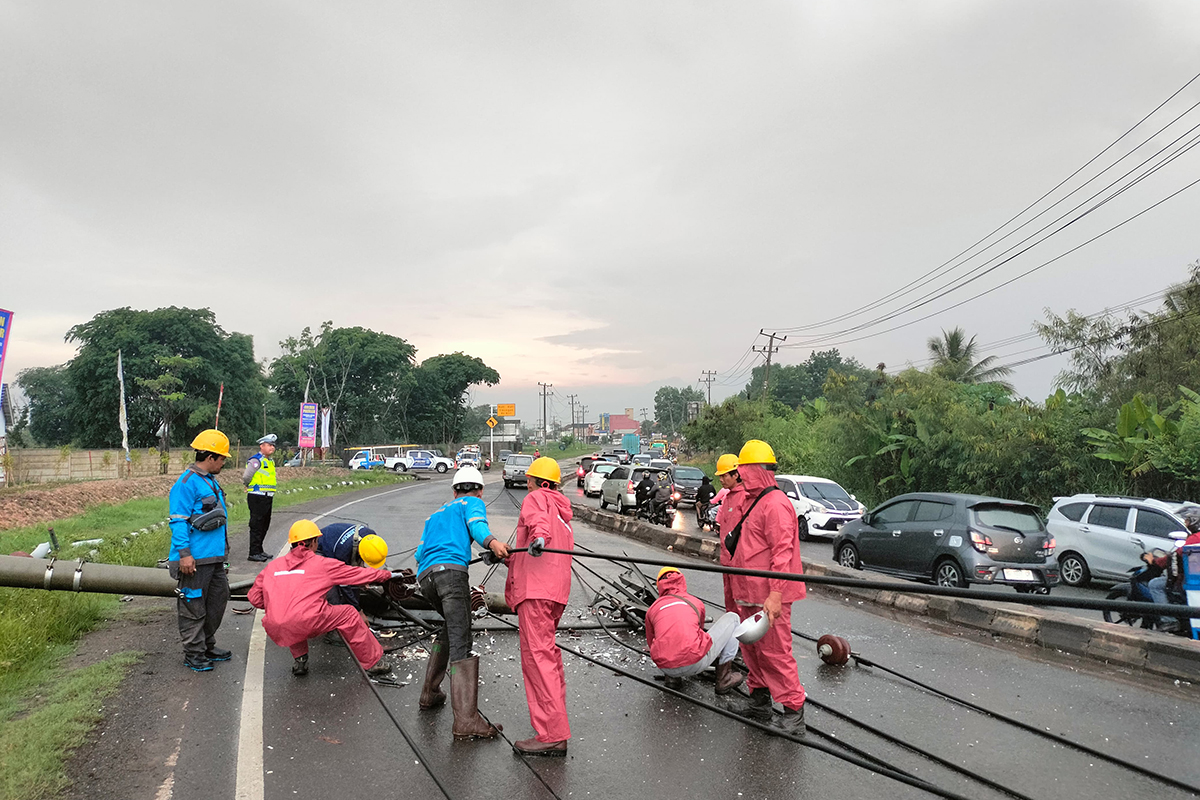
[3,1,1200,427]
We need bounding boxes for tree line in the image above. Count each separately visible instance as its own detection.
[686,261,1200,510]
[13,309,499,454]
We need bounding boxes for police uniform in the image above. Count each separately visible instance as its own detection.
[243,434,277,560]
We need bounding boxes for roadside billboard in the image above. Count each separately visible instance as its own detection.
[298,402,319,447]
[0,309,12,386]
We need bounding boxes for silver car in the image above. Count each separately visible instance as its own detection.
[503,454,534,489]
[1046,494,1197,586]
[599,465,670,514]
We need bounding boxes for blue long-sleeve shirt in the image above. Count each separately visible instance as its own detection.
[168,466,229,564]
[415,496,495,579]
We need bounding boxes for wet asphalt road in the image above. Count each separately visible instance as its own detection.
[563,479,1123,622]
[221,473,1200,800]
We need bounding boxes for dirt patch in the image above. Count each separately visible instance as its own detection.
[0,468,348,530]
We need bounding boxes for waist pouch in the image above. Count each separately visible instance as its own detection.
[190,495,227,532]
[723,487,779,557]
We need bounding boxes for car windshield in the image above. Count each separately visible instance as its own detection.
[594,464,617,476]
[974,506,1045,533]
[801,481,852,502]
[674,467,704,480]
[509,456,532,466]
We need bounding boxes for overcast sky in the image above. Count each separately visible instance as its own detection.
[3,1,1200,427]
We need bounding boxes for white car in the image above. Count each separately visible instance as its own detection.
[503,454,535,488]
[1046,494,1197,586]
[392,449,454,474]
[774,475,866,541]
[583,462,620,497]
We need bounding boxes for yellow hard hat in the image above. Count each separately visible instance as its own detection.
[288,519,322,544]
[527,456,561,484]
[190,429,231,458]
[357,534,388,569]
[714,453,740,476]
[738,439,776,466]
[656,566,681,582]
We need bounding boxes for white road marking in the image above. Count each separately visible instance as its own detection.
[233,482,422,800]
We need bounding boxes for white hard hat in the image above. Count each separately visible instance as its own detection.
[734,611,770,644]
[452,466,485,489]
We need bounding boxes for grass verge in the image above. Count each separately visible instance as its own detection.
[0,469,410,799]
[0,651,140,800]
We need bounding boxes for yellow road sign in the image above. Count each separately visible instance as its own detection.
[496,404,516,416]
[486,416,498,428]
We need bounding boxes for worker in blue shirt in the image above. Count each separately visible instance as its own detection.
[315,522,392,647]
[168,429,233,673]
[414,466,508,740]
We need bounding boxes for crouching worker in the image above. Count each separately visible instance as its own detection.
[414,466,509,740]
[646,567,744,694]
[248,519,394,678]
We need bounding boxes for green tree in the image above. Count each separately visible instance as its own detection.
[135,355,202,465]
[16,365,75,445]
[269,322,416,448]
[654,385,704,435]
[743,349,875,408]
[401,354,500,446]
[64,307,265,448]
[926,327,1014,392]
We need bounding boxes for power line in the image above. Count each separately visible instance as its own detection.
[698,370,717,405]
[752,330,786,402]
[771,69,1200,336]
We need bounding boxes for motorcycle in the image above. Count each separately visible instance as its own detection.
[637,493,678,527]
[483,458,491,471]
[695,500,712,531]
[1103,541,1188,633]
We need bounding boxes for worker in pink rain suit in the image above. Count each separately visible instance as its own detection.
[723,440,807,735]
[505,457,574,757]
[248,519,394,678]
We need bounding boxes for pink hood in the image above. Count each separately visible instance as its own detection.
[738,463,776,496]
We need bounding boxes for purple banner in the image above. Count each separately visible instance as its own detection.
[298,402,319,448]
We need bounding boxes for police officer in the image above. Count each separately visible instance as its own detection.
[244,433,278,562]
[169,429,233,672]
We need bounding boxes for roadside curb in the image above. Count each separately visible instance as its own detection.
[570,501,1200,682]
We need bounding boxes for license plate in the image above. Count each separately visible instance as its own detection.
[1003,569,1036,582]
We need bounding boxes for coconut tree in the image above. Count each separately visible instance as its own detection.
[926,327,1014,392]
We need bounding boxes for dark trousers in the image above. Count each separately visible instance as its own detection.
[176,563,230,658]
[247,493,274,556]
[419,569,474,662]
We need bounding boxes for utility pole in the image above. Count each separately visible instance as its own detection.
[752,329,786,402]
[580,405,589,444]
[566,393,578,442]
[538,382,553,446]
[698,370,716,406]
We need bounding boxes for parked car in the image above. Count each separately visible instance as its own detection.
[669,465,706,506]
[349,449,389,470]
[583,462,620,497]
[833,492,1059,592]
[774,475,866,541]
[1046,494,1198,586]
[599,465,670,514]
[456,452,481,469]
[392,449,455,474]
[503,454,535,488]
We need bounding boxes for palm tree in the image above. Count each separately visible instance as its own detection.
[926,327,1014,392]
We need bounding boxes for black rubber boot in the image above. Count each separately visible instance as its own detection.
[292,654,309,677]
[743,687,773,722]
[450,656,500,740]
[776,704,805,736]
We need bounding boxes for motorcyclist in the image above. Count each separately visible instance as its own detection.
[695,475,716,527]
[1147,509,1200,631]
[634,471,656,514]
[648,472,674,523]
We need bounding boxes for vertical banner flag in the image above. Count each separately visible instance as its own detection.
[298,402,318,448]
[319,408,332,449]
[0,309,12,387]
[214,383,224,429]
[117,349,130,461]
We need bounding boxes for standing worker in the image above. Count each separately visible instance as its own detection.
[713,454,743,614]
[645,567,744,694]
[244,433,278,562]
[722,440,806,734]
[505,457,574,756]
[168,429,233,672]
[414,466,510,740]
[248,520,394,678]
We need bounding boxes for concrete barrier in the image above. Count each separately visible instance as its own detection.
[570,501,1200,683]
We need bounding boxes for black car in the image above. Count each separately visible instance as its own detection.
[832,492,1060,593]
[669,465,706,506]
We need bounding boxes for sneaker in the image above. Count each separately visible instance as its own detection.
[205,646,232,662]
[184,655,213,672]
[248,552,271,562]
[292,654,309,677]
[367,655,393,677]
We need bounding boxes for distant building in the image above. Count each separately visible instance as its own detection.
[605,414,640,436]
